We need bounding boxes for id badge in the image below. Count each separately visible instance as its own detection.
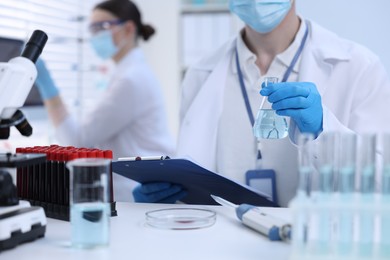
[245,169,277,204]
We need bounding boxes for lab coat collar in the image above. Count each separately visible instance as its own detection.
[190,37,236,72]
[234,29,257,76]
[177,42,234,170]
[304,20,351,63]
[298,20,351,95]
[230,23,306,77]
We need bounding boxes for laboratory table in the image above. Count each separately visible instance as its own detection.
[1,202,291,260]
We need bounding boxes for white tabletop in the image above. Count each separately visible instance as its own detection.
[1,203,292,260]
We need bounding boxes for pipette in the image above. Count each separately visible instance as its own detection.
[211,195,291,241]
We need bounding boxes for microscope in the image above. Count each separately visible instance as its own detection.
[0,30,48,251]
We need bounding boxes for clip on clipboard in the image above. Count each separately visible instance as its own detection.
[112,157,278,207]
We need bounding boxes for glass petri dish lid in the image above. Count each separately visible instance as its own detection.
[145,208,216,230]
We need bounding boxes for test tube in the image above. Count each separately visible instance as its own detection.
[57,151,65,205]
[315,132,337,255]
[32,146,41,202]
[51,149,59,205]
[37,147,47,203]
[15,147,24,198]
[292,133,314,256]
[357,133,376,257]
[380,133,390,257]
[317,133,337,193]
[253,77,288,140]
[104,150,114,204]
[359,134,376,194]
[336,132,357,256]
[382,133,390,195]
[26,147,34,200]
[337,133,357,193]
[297,133,314,196]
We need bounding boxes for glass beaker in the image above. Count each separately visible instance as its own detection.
[67,158,111,249]
[253,77,288,139]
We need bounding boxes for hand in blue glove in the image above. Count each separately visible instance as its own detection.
[260,82,323,136]
[35,59,60,100]
[132,182,187,203]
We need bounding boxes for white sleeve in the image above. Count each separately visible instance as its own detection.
[55,115,81,146]
[55,75,142,147]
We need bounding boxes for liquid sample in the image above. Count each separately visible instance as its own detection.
[319,165,333,192]
[71,202,110,248]
[253,109,288,139]
[338,167,355,193]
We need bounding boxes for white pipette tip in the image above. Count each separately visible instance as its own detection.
[210,195,238,209]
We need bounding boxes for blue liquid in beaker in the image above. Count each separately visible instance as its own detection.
[71,202,110,248]
[253,109,288,139]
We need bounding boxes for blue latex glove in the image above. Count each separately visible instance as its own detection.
[132,182,187,203]
[260,82,323,136]
[35,59,59,100]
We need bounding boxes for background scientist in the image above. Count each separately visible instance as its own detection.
[35,0,175,201]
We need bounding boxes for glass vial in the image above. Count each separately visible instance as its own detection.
[336,133,357,256]
[357,133,376,257]
[253,77,288,139]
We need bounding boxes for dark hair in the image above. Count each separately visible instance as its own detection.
[94,0,155,41]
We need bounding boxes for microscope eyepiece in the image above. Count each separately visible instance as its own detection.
[21,30,48,63]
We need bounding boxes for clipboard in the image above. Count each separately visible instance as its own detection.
[112,158,278,207]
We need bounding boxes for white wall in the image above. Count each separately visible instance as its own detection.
[133,0,181,137]
[296,0,390,73]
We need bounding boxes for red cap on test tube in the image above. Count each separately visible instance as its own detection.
[103,150,113,159]
[77,150,88,159]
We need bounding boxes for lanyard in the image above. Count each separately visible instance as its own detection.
[236,22,309,159]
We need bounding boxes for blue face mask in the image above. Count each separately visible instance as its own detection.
[230,0,292,34]
[90,30,118,60]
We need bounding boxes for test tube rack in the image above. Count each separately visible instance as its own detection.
[289,133,390,260]
[15,145,117,221]
[289,192,390,260]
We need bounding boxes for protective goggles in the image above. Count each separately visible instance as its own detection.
[88,19,125,34]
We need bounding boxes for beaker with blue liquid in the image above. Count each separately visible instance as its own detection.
[67,158,111,249]
[253,77,288,139]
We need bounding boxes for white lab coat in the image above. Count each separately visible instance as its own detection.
[177,20,390,206]
[56,48,175,201]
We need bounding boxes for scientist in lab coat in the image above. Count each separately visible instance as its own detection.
[35,0,175,202]
[133,0,390,206]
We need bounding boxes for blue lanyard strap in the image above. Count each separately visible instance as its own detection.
[236,49,255,126]
[236,21,309,159]
[236,48,262,159]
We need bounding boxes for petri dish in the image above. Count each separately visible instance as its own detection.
[145,208,216,230]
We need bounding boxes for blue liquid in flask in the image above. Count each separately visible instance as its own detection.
[253,109,288,139]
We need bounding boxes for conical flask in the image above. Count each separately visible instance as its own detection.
[253,77,288,139]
